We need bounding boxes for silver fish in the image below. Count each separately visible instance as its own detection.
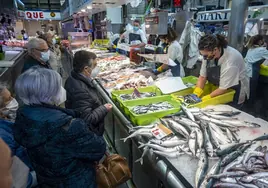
[209,122,231,144]
[135,146,149,165]
[196,128,204,152]
[121,128,152,142]
[213,182,247,188]
[130,124,156,131]
[253,179,268,188]
[172,116,200,129]
[203,126,214,157]
[208,171,248,180]
[202,111,238,120]
[243,151,265,166]
[189,129,198,156]
[150,138,186,147]
[166,119,190,139]
[153,150,184,158]
[222,120,261,128]
[139,143,180,153]
[223,156,244,173]
[236,180,259,188]
[200,160,222,188]
[181,104,195,121]
[207,124,221,149]
[225,128,239,143]
[195,149,209,188]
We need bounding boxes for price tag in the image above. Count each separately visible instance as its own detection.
[151,124,173,140]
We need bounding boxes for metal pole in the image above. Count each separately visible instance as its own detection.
[227,0,249,52]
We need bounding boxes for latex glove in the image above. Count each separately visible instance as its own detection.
[152,69,159,74]
[112,44,117,49]
[157,66,164,73]
[193,87,204,98]
[202,95,212,101]
[260,64,268,69]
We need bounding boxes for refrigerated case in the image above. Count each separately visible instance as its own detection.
[68,32,92,49]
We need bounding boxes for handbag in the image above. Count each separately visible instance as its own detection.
[96,153,131,188]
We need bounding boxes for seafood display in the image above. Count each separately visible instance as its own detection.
[131,102,173,115]
[97,55,130,72]
[119,92,156,101]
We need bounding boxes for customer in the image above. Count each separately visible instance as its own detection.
[22,38,51,72]
[0,138,12,188]
[65,51,112,135]
[39,33,62,75]
[13,67,106,187]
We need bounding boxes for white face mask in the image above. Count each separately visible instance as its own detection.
[91,67,100,78]
[2,98,18,120]
[40,51,50,62]
[57,87,66,105]
[52,38,56,45]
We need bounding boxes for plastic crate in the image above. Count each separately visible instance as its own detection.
[92,39,110,48]
[260,64,268,76]
[124,95,181,126]
[171,83,235,108]
[182,76,199,86]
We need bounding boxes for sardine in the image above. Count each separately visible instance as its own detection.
[202,111,238,120]
[172,116,199,130]
[223,156,244,173]
[236,180,259,188]
[195,149,209,188]
[181,104,195,121]
[216,142,247,157]
[207,124,221,149]
[203,126,214,157]
[130,124,156,131]
[254,134,268,142]
[209,122,231,144]
[243,151,265,166]
[138,143,180,153]
[225,128,239,143]
[196,128,204,151]
[222,120,261,128]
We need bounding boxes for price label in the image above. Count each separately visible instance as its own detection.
[151,124,173,140]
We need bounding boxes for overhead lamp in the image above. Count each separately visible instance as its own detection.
[87,6,92,9]
[260,18,264,21]
[81,9,86,12]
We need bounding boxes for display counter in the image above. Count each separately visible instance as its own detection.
[0,50,27,91]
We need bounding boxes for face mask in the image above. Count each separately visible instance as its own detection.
[56,87,66,105]
[52,38,56,45]
[91,67,100,78]
[2,98,18,120]
[133,26,139,32]
[40,50,50,62]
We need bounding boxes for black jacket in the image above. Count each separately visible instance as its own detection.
[65,71,108,136]
[22,54,51,73]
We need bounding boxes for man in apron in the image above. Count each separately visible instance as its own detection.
[120,19,147,47]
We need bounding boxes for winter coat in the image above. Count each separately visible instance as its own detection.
[65,71,108,136]
[22,54,51,73]
[13,104,106,188]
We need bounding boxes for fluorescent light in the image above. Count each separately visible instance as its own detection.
[87,6,92,9]
[81,9,86,12]
[260,18,264,21]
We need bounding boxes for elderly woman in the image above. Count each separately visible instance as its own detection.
[65,51,112,136]
[22,38,51,72]
[13,67,106,187]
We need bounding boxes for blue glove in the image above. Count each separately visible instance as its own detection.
[152,69,159,74]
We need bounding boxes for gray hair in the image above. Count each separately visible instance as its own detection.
[27,38,46,52]
[15,67,62,105]
[0,82,7,108]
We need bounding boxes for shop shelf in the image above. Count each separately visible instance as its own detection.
[171,83,235,108]
[124,95,181,126]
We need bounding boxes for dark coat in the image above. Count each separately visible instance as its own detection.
[65,71,108,136]
[13,105,106,188]
[22,54,51,73]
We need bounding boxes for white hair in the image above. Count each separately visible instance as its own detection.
[15,67,62,105]
[27,38,47,52]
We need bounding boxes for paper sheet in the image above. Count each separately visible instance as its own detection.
[155,77,187,94]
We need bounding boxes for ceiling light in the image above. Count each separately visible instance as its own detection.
[260,18,264,21]
[81,9,86,12]
[87,6,92,9]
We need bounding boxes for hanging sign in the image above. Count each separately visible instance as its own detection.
[25,11,61,20]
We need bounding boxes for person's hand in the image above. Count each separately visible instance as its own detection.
[104,103,113,111]
[152,69,159,74]
[202,95,212,101]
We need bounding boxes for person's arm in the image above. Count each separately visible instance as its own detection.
[209,88,228,98]
[119,31,127,42]
[66,119,106,161]
[193,60,207,97]
[137,30,147,47]
[69,89,108,135]
[196,76,207,89]
[261,48,268,60]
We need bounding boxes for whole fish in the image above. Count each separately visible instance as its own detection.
[212,182,245,188]
[265,152,268,166]
[221,144,252,167]
[209,122,231,144]
[181,104,195,121]
[135,146,149,165]
[196,128,204,151]
[236,180,259,188]
[216,142,247,157]
[121,128,152,142]
[172,116,200,129]
[166,119,190,138]
[203,126,214,157]
[223,156,244,173]
[202,111,238,120]
[222,120,261,128]
[207,124,221,149]
[243,151,265,166]
[208,171,248,180]
[150,138,186,147]
[225,128,239,143]
[189,129,198,156]
[138,143,180,153]
[200,160,222,188]
[253,179,268,187]
[195,149,209,188]
[197,115,236,128]
[255,146,263,152]
[254,134,268,142]
[262,146,268,153]
[220,177,237,183]
[153,150,184,158]
[130,124,156,132]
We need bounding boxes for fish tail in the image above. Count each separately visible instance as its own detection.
[135,158,143,165]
